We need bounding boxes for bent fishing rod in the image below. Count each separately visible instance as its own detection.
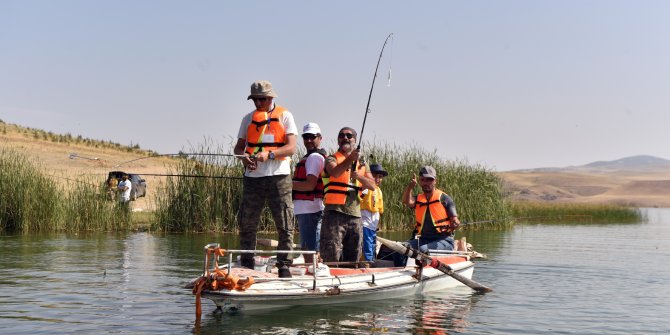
[352,33,394,174]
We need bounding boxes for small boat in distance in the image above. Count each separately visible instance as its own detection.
[186,239,486,314]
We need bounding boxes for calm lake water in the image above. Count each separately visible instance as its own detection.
[1,208,669,334]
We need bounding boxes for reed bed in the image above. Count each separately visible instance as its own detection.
[153,141,511,232]
[153,143,247,232]
[0,149,130,232]
[508,201,643,224]
[353,141,510,231]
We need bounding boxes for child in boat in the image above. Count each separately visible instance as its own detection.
[360,164,387,262]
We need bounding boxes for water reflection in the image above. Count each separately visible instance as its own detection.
[193,287,480,334]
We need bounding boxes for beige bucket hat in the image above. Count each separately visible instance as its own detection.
[247,80,279,100]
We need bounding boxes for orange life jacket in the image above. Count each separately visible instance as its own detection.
[245,106,288,160]
[415,189,452,234]
[292,149,327,201]
[322,151,363,205]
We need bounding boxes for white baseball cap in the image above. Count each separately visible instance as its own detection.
[302,122,321,135]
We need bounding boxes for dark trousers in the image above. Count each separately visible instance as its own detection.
[238,174,294,268]
[319,210,362,262]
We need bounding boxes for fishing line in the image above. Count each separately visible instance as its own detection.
[387,35,394,87]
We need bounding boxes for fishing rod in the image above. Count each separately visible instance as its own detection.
[111,153,247,169]
[352,33,394,175]
[69,153,99,161]
[462,219,497,226]
[135,173,242,180]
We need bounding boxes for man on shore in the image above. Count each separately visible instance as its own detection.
[233,80,297,278]
[117,173,132,204]
[319,127,376,263]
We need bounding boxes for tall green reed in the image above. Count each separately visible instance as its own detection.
[0,149,130,232]
[508,201,643,224]
[153,140,511,232]
[153,142,248,232]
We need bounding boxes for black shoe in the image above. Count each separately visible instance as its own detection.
[278,266,292,278]
[241,258,254,270]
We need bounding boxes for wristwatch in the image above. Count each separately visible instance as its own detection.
[269,151,275,160]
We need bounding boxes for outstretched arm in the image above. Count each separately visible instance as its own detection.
[402,174,418,208]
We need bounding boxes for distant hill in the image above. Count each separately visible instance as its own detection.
[581,155,670,171]
[500,155,670,207]
[512,155,670,173]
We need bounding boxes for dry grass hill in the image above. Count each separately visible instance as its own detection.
[501,155,670,208]
[3,120,669,208]
[1,121,174,211]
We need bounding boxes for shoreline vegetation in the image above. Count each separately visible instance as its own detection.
[1,121,643,233]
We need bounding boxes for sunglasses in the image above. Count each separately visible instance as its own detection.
[252,97,270,102]
[338,133,354,139]
[302,134,318,140]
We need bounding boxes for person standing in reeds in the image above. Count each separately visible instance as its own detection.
[292,122,327,264]
[360,164,387,261]
[117,173,132,204]
[319,127,376,263]
[395,166,461,266]
[107,176,118,201]
[233,80,297,278]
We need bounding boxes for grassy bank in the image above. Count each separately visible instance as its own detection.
[1,137,645,233]
[0,149,130,232]
[509,201,643,224]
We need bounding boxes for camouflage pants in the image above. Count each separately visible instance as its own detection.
[319,210,362,262]
[238,174,294,268]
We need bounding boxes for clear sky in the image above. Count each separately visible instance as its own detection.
[2,1,669,171]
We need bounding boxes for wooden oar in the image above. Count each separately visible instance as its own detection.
[257,238,298,248]
[377,237,492,293]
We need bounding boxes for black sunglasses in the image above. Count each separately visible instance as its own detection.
[302,134,318,140]
[338,133,354,139]
[252,97,269,102]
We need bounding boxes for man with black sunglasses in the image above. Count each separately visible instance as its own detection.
[319,127,376,263]
[234,80,298,278]
[292,122,327,264]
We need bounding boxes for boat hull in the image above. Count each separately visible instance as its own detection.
[201,261,475,312]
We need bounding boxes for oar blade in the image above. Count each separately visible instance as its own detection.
[377,237,492,293]
[433,261,493,293]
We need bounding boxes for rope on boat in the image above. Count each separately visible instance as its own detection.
[193,245,255,317]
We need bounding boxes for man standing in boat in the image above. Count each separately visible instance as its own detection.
[234,80,297,278]
[319,127,376,263]
[395,165,461,266]
[292,122,327,264]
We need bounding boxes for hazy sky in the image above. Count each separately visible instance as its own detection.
[2,1,669,171]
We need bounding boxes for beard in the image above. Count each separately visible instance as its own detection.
[339,141,353,153]
[422,185,434,193]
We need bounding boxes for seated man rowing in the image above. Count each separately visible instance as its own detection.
[394,165,461,266]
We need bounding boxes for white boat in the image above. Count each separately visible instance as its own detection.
[187,239,487,313]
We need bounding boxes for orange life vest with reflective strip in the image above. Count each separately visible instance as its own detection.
[322,151,363,205]
[245,106,288,160]
[415,189,451,234]
[292,149,327,201]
